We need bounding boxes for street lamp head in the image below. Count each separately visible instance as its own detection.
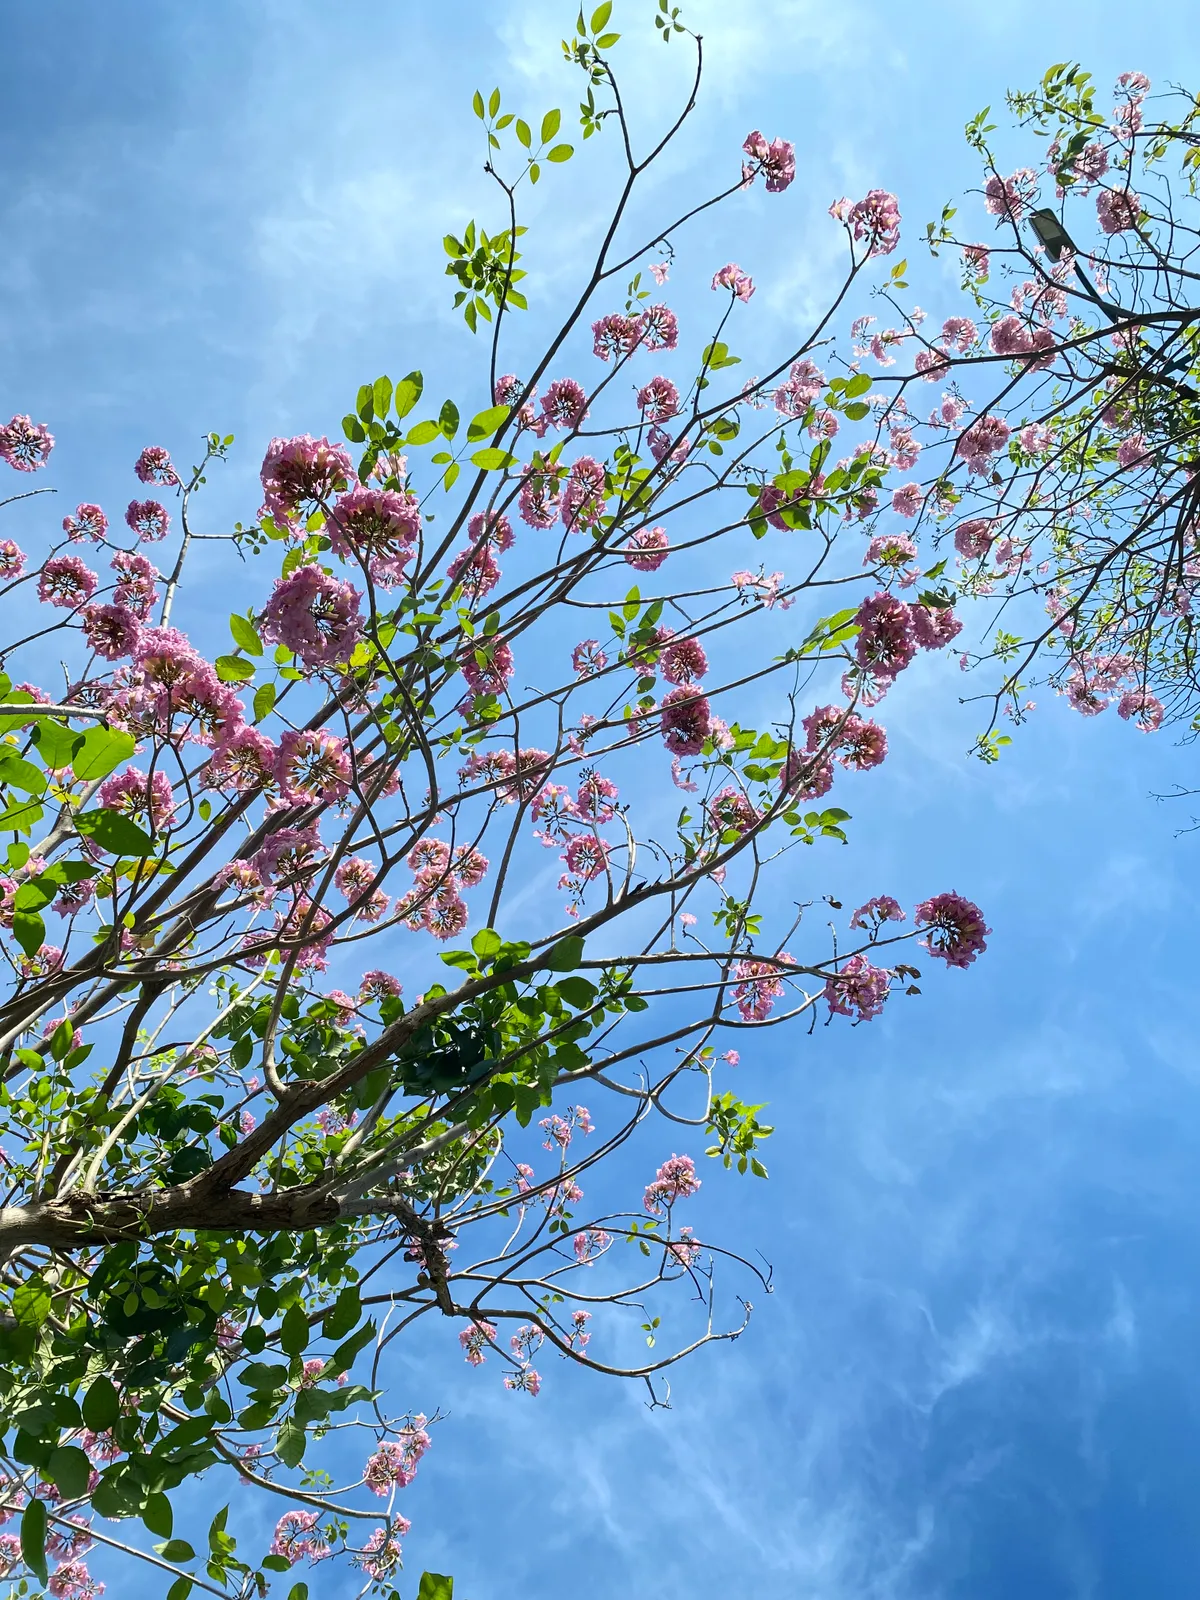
[1029,207,1076,262]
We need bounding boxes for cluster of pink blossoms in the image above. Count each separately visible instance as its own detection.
[270,1510,329,1567]
[732,956,792,1021]
[742,129,796,192]
[825,952,892,1022]
[459,1318,499,1366]
[644,1153,702,1212]
[712,262,754,300]
[260,563,362,667]
[914,892,989,968]
[852,589,962,692]
[591,303,678,362]
[363,1418,431,1495]
[829,189,902,256]
[327,483,421,586]
[0,413,54,471]
[259,433,353,527]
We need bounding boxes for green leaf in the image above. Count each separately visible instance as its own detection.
[541,108,561,142]
[545,935,584,971]
[143,1492,174,1539]
[31,720,84,771]
[342,413,367,444]
[12,909,45,958]
[215,654,256,683]
[439,399,460,440]
[471,927,502,960]
[70,726,137,782]
[229,614,263,657]
[516,118,532,148]
[488,86,501,117]
[167,1580,193,1600]
[0,752,49,794]
[82,1375,121,1433]
[47,1445,92,1499]
[21,1496,47,1585]
[274,1419,306,1470]
[547,144,575,162]
[393,371,424,419]
[286,1585,309,1600]
[406,419,441,446]
[467,404,511,441]
[844,401,870,421]
[844,372,872,397]
[590,1,613,32]
[328,1318,376,1377]
[280,1303,310,1357]
[321,1286,361,1341]
[470,448,517,471]
[75,808,155,855]
[373,375,394,418]
[153,1539,196,1563]
[253,682,276,722]
[472,89,485,118]
[556,976,597,1009]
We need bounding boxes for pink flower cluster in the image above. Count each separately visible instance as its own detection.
[643,1152,701,1212]
[364,1417,431,1495]
[260,434,353,527]
[825,952,891,1021]
[742,129,796,192]
[0,414,54,471]
[914,892,989,968]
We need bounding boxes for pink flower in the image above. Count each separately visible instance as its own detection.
[0,539,27,580]
[62,504,108,543]
[275,728,353,804]
[637,375,680,421]
[624,525,669,570]
[660,685,712,757]
[642,304,679,351]
[865,533,917,570]
[954,518,996,561]
[541,377,589,430]
[260,434,353,525]
[825,952,891,1021]
[97,767,177,832]
[0,414,54,471]
[592,312,644,361]
[124,499,171,542]
[575,771,619,823]
[910,602,963,651]
[260,563,363,667]
[854,591,917,681]
[573,1228,611,1264]
[742,130,796,192]
[328,484,420,576]
[518,463,563,528]
[841,189,902,255]
[1117,433,1150,468]
[47,1563,104,1600]
[111,549,160,616]
[459,1319,498,1366]
[849,894,905,930]
[984,169,1038,223]
[774,357,826,419]
[644,1153,701,1212]
[358,1526,408,1582]
[660,635,708,685]
[1096,187,1141,234]
[732,956,788,1021]
[1116,687,1164,730]
[956,413,1012,475]
[461,635,514,697]
[134,445,178,485]
[712,262,755,300]
[82,603,140,660]
[363,1421,431,1495]
[914,891,989,967]
[561,456,607,530]
[572,639,607,678]
[447,541,501,600]
[38,555,98,608]
[649,260,670,284]
[563,834,610,882]
[941,317,978,352]
[205,725,278,793]
[891,483,922,518]
[963,244,990,279]
[359,969,402,1002]
[990,314,1034,357]
[270,1511,326,1567]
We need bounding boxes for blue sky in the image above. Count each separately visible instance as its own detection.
[5,2,1200,1597]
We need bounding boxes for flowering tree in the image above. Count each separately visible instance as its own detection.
[0,8,991,1597]
[818,66,1200,752]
